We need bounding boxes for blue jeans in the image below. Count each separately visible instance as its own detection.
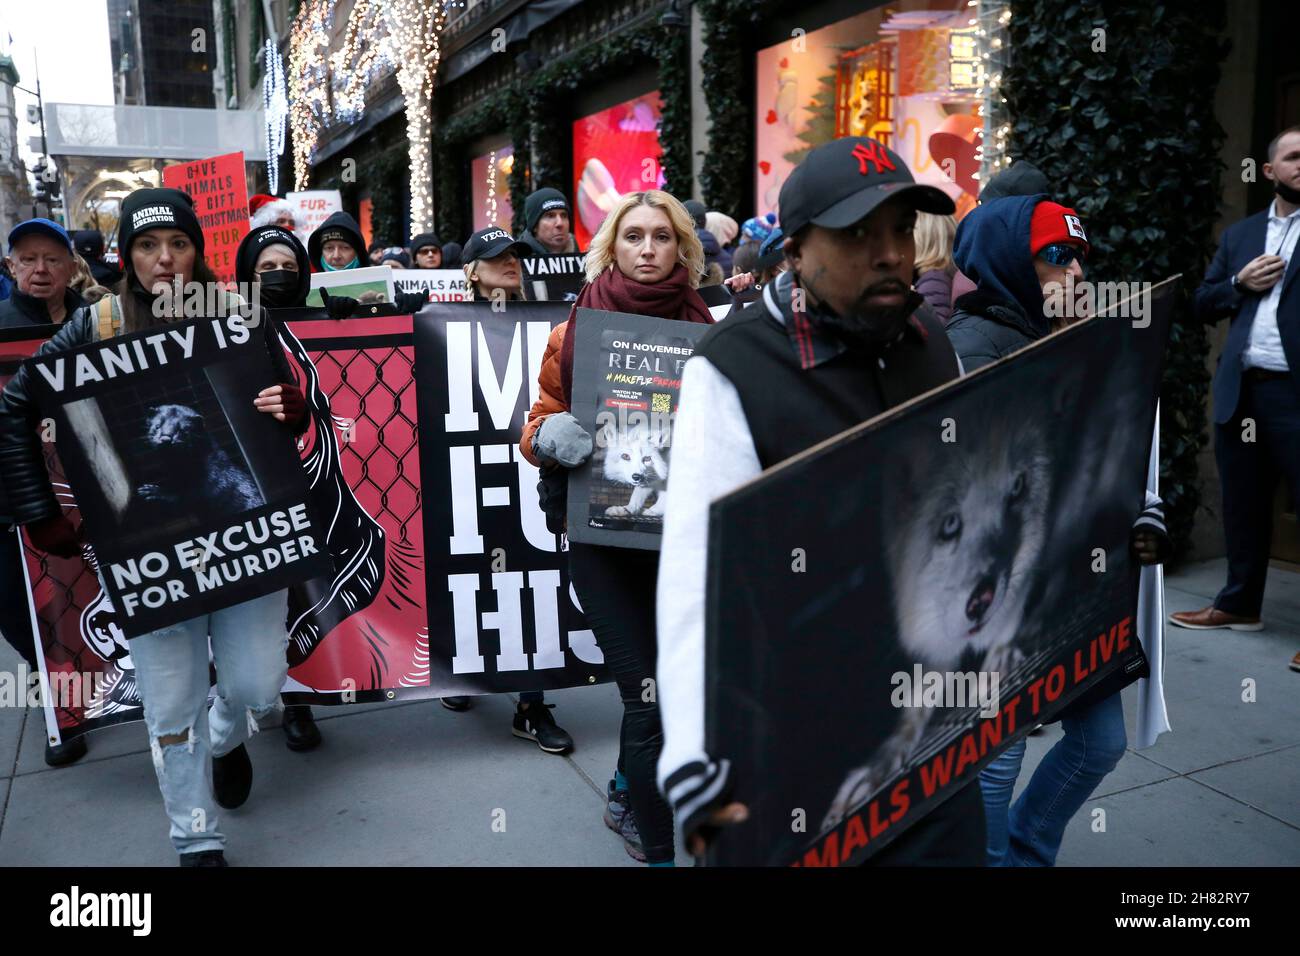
[129,590,290,856]
[978,690,1127,866]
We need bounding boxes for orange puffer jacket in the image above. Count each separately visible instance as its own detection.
[519,322,569,467]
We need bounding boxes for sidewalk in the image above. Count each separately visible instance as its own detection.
[1,558,1296,866]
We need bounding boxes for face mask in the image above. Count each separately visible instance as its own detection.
[320,255,359,272]
[257,269,300,307]
[1275,180,1300,205]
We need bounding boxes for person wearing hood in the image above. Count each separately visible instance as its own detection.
[945,195,1171,866]
[308,211,368,273]
[945,195,1087,369]
[0,187,310,867]
[441,241,463,268]
[517,187,579,255]
[949,160,1053,305]
[410,233,443,270]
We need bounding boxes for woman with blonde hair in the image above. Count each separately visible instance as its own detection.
[68,253,111,304]
[520,189,712,865]
[912,210,957,324]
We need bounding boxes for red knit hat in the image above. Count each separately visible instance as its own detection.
[249,193,278,216]
[1029,201,1089,256]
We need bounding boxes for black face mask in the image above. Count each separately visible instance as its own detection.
[800,274,925,353]
[257,269,301,308]
[1275,179,1300,205]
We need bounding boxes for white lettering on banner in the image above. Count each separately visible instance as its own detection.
[444,322,477,432]
[448,445,484,554]
[527,569,566,670]
[485,571,529,672]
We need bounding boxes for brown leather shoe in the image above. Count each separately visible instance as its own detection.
[1168,606,1263,631]
[1290,651,1300,673]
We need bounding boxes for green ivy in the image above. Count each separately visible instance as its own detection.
[696,0,779,217]
[1005,0,1230,562]
[432,19,691,245]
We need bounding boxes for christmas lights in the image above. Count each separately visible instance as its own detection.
[972,0,1011,183]
[263,39,288,195]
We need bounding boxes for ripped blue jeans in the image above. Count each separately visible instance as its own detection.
[129,590,290,856]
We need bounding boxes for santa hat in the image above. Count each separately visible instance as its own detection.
[251,198,297,230]
[249,194,278,216]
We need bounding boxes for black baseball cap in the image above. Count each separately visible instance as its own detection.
[779,137,955,237]
[463,227,531,263]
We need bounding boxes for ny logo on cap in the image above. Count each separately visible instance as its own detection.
[852,141,896,176]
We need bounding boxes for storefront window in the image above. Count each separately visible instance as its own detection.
[755,1,981,222]
[571,92,665,249]
[471,145,515,234]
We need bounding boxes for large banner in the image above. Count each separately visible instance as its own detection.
[23,316,331,638]
[393,269,473,302]
[566,309,708,550]
[162,151,250,282]
[704,279,1176,866]
[19,304,606,740]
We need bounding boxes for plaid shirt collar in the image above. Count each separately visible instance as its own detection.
[763,271,929,370]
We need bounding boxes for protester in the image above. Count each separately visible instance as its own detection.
[249,194,298,231]
[0,187,309,866]
[739,212,777,248]
[72,229,123,287]
[684,199,722,277]
[704,210,738,275]
[309,212,368,273]
[913,211,957,324]
[441,241,463,268]
[367,241,386,266]
[460,227,531,302]
[1170,126,1300,636]
[521,188,712,866]
[0,219,90,327]
[753,228,787,286]
[380,250,411,270]
[730,241,759,280]
[946,195,1170,865]
[517,187,580,255]
[410,233,443,269]
[655,137,988,864]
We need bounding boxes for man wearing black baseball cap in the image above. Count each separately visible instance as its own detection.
[655,137,985,865]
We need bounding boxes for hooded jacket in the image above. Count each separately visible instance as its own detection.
[235,226,313,308]
[307,211,367,272]
[945,194,1051,371]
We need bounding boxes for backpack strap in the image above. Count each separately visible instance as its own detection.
[95,296,121,340]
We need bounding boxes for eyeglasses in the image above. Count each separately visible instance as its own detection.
[1036,242,1087,267]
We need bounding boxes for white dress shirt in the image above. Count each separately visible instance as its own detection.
[1242,199,1300,371]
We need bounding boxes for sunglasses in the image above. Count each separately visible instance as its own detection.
[1037,242,1087,267]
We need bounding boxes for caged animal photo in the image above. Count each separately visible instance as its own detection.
[593,416,670,523]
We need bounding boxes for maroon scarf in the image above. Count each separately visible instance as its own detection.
[559,263,714,405]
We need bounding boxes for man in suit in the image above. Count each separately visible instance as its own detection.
[1171,126,1300,632]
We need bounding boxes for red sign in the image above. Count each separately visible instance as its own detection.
[162,151,250,282]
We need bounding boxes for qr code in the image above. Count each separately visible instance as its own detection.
[651,393,672,414]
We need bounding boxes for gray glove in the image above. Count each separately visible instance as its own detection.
[533,412,593,467]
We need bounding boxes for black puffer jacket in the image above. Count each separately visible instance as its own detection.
[944,287,1047,372]
[0,296,303,526]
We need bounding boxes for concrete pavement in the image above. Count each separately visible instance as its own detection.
[1,558,1296,866]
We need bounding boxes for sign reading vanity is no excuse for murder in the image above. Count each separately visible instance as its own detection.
[22,315,331,638]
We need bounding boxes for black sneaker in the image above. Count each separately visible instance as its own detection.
[511,702,574,754]
[44,735,88,767]
[212,744,253,809]
[282,705,322,751]
[179,850,228,867]
[440,696,472,712]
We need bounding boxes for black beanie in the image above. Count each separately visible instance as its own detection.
[524,188,571,234]
[235,225,312,307]
[410,232,443,255]
[118,187,204,259]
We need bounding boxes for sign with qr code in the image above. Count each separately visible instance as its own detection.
[566,308,710,551]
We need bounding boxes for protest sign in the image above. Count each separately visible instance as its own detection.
[566,309,709,550]
[306,264,395,307]
[162,151,250,282]
[287,189,343,244]
[393,269,473,302]
[521,254,585,301]
[22,316,331,638]
[704,279,1177,866]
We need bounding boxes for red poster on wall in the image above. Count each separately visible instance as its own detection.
[162,151,250,282]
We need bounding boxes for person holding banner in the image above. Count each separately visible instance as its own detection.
[654,138,989,865]
[0,187,311,867]
[521,189,713,865]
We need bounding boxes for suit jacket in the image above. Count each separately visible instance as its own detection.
[1195,207,1300,424]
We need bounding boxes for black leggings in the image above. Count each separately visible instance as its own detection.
[568,541,674,863]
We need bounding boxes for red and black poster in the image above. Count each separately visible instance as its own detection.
[704,279,1177,866]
